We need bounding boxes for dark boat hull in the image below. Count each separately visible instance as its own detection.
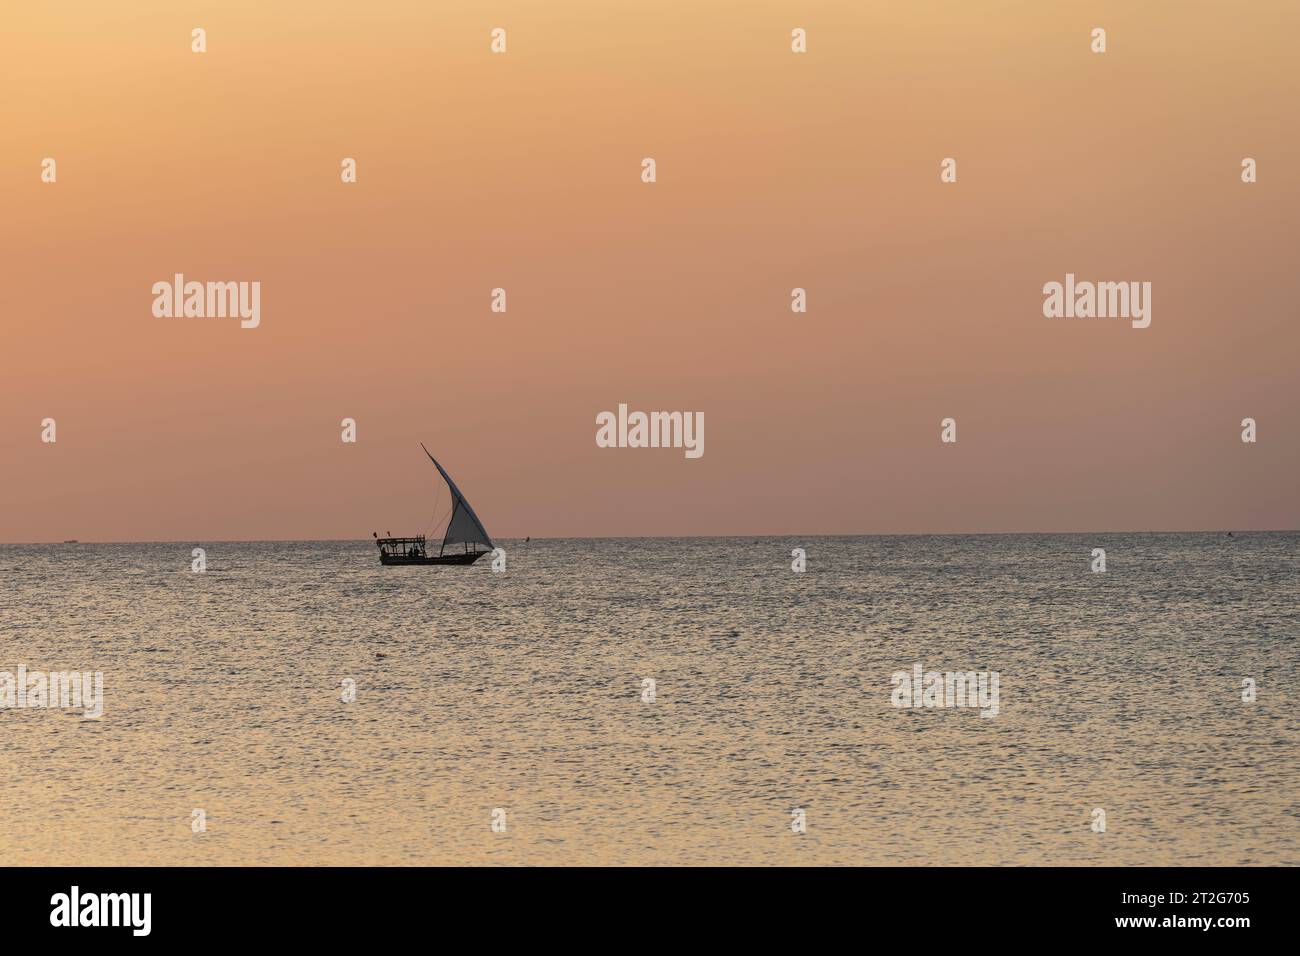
[379,551,486,566]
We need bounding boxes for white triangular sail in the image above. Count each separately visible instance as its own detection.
[421,444,493,553]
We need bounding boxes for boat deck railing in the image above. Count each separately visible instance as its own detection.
[375,534,493,559]
[376,535,427,557]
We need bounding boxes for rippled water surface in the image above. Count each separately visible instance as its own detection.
[1,534,1296,865]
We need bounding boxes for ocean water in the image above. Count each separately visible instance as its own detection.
[0,534,1296,866]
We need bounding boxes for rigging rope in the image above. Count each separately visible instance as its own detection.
[423,485,450,540]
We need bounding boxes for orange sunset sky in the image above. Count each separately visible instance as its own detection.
[2,1,1297,542]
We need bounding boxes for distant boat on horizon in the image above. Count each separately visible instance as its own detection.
[373,445,493,566]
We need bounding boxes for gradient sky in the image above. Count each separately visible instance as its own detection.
[3,1,1298,541]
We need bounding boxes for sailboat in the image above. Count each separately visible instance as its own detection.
[374,445,494,566]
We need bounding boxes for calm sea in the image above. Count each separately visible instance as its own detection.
[1,534,1296,865]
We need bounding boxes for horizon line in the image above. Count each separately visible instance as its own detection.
[3,528,1297,546]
